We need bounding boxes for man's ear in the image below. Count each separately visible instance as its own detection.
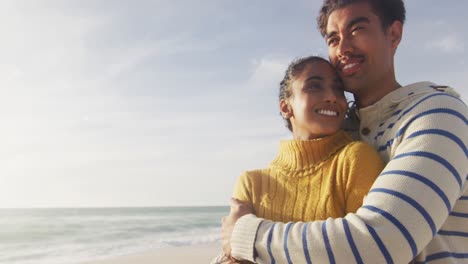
[280,99,292,118]
[388,20,403,53]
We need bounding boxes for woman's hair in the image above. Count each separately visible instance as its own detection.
[279,56,330,131]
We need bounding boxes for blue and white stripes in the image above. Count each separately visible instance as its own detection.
[301,223,313,264]
[365,223,393,263]
[393,151,462,189]
[342,219,363,264]
[369,188,437,236]
[322,221,336,264]
[231,83,468,264]
[283,222,293,264]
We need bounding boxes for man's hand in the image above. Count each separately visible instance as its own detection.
[221,198,254,259]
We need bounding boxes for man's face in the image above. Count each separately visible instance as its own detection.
[325,2,395,100]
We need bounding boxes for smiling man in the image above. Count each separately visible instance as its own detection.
[221,0,468,263]
[323,1,401,109]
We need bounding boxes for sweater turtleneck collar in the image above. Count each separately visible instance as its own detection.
[270,130,352,173]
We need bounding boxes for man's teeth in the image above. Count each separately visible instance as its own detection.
[343,63,358,70]
[317,109,338,116]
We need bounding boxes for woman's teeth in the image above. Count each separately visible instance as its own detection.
[317,109,338,116]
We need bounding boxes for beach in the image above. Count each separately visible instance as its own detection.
[82,243,221,264]
[0,207,228,264]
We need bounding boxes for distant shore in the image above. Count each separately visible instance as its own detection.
[81,243,221,264]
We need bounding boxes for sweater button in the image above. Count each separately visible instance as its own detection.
[361,127,370,135]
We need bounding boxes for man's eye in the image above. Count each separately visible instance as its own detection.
[327,38,338,46]
[352,26,364,33]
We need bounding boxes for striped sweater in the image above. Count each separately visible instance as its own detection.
[230,82,468,263]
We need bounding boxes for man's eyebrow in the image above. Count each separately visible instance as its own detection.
[326,30,337,39]
[326,16,370,39]
[346,16,370,31]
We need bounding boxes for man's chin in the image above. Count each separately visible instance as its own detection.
[343,85,360,94]
[342,78,363,94]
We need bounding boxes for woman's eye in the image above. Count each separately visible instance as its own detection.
[307,84,321,91]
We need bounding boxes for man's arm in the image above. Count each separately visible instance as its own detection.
[228,94,468,263]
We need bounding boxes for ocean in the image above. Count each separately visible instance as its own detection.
[0,206,228,264]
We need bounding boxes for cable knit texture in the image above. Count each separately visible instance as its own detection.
[232,130,383,223]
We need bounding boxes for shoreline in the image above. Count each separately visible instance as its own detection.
[80,243,221,264]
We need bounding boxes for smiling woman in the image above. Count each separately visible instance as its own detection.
[279,56,348,139]
[211,56,385,263]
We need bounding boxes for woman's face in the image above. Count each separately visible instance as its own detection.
[283,60,347,140]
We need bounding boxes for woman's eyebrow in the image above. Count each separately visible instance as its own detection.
[304,76,323,83]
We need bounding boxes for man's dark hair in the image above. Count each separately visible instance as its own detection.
[279,56,330,132]
[317,0,406,37]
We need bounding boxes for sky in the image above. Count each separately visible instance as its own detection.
[0,0,466,208]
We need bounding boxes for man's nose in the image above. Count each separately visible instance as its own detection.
[337,37,353,58]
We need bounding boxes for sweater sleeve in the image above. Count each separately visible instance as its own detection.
[232,171,254,209]
[230,94,468,263]
[342,142,385,214]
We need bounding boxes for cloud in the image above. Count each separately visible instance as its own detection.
[425,34,465,54]
[247,57,289,91]
[429,67,468,102]
[95,34,216,85]
[11,0,468,208]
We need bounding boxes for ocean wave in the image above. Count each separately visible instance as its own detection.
[0,207,227,264]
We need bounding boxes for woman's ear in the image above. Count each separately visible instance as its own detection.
[280,99,292,118]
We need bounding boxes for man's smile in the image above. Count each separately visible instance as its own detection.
[337,56,365,76]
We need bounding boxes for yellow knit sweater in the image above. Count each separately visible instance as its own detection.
[233,130,384,222]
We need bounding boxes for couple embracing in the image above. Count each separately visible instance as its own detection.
[215,0,467,263]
